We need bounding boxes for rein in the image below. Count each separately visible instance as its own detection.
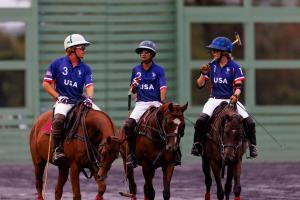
[79,106,116,179]
[138,108,178,144]
[207,105,244,157]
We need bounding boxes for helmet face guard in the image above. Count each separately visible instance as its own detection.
[207,37,232,53]
[135,40,157,56]
[64,34,91,50]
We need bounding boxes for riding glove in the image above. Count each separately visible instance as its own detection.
[132,77,141,88]
[230,94,238,104]
[57,96,69,104]
[83,97,93,108]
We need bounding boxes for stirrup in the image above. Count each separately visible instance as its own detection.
[52,147,66,166]
[249,145,258,158]
[191,142,203,156]
[126,155,137,168]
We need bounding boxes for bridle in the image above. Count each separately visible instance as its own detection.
[138,107,183,145]
[208,109,245,157]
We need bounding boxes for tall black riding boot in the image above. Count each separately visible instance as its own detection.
[244,117,258,158]
[124,118,137,168]
[191,113,210,156]
[51,114,66,166]
[174,147,182,166]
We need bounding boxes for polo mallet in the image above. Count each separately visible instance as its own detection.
[127,87,132,117]
[232,32,242,47]
[119,86,135,199]
[42,124,53,199]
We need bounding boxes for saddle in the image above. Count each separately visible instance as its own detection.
[135,106,165,144]
[41,102,90,142]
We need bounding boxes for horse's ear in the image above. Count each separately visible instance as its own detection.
[106,136,112,145]
[168,102,174,112]
[225,114,230,121]
[181,102,188,112]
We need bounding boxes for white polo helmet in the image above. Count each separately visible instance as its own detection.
[64,34,91,50]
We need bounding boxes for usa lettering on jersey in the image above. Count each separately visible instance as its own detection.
[140,84,155,90]
[213,77,228,84]
[64,79,78,88]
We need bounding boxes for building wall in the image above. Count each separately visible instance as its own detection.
[177,0,300,163]
[1,0,300,163]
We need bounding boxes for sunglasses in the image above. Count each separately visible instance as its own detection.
[211,49,221,53]
[139,50,151,55]
[75,46,86,51]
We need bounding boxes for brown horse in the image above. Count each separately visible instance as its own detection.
[202,101,247,200]
[29,105,121,200]
[120,102,188,200]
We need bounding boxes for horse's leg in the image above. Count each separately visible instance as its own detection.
[211,162,224,200]
[224,164,234,200]
[233,162,242,200]
[162,164,174,200]
[121,149,137,199]
[34,161,46,200]
[202,156,212,200]
[142,165,156,200]
[70,165,82,200]
[55,165,69,200]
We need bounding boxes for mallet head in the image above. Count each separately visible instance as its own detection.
[232,32,242,47]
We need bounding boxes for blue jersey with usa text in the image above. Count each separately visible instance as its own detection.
[43,56,93,104]
[203,59,245,98]
[131,63,167,102]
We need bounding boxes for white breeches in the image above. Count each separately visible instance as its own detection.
[202,98,249,118]
[54,102,101,116]
[130,101,162,122]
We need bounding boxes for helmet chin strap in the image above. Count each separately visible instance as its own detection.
[142,59,152,65]
[72,49,81,61]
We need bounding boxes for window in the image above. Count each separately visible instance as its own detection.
[185,0,243,6]
[256,69,300,105]
[0,21,26,60]
[255,23,300,60]
[253,0,300,7]
[0,0,31,8]
[0,70,25,107]
[191,23,244,60]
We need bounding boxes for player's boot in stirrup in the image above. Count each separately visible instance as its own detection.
[191,142,203,156]
[126,154,137,168]
[249,144,258,158]
[52,147,66,166]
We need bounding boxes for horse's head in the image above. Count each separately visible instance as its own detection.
[158,102,188,152]
[97,136,120,181]
[222,110,244,163]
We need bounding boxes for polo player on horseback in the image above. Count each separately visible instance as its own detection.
[191,36,258,158]
[123,40,182,168]
[42,34,101,166]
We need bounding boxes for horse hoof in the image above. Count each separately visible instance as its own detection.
[95,194,104,200]
[234,197,241,200]
[36,197,43,200]
[205,192,211,200]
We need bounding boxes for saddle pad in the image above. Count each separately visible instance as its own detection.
[41,118,52,135]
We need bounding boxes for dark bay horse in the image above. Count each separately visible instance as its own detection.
[202,102,247,200]
[120,102,188,200]
[30,105,121,200]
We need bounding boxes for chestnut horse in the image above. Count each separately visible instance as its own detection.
[120,102,188,200]
[29,104,120,200]
[202,101,247,200]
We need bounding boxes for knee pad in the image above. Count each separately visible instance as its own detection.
[123,118,137,137]
[195,113,210,130]
[52,114,66,131]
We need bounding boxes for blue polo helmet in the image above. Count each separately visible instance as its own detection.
[206,37,233,53]
[135,40,157,56]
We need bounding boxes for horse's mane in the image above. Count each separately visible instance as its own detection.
[209,102,238,137]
